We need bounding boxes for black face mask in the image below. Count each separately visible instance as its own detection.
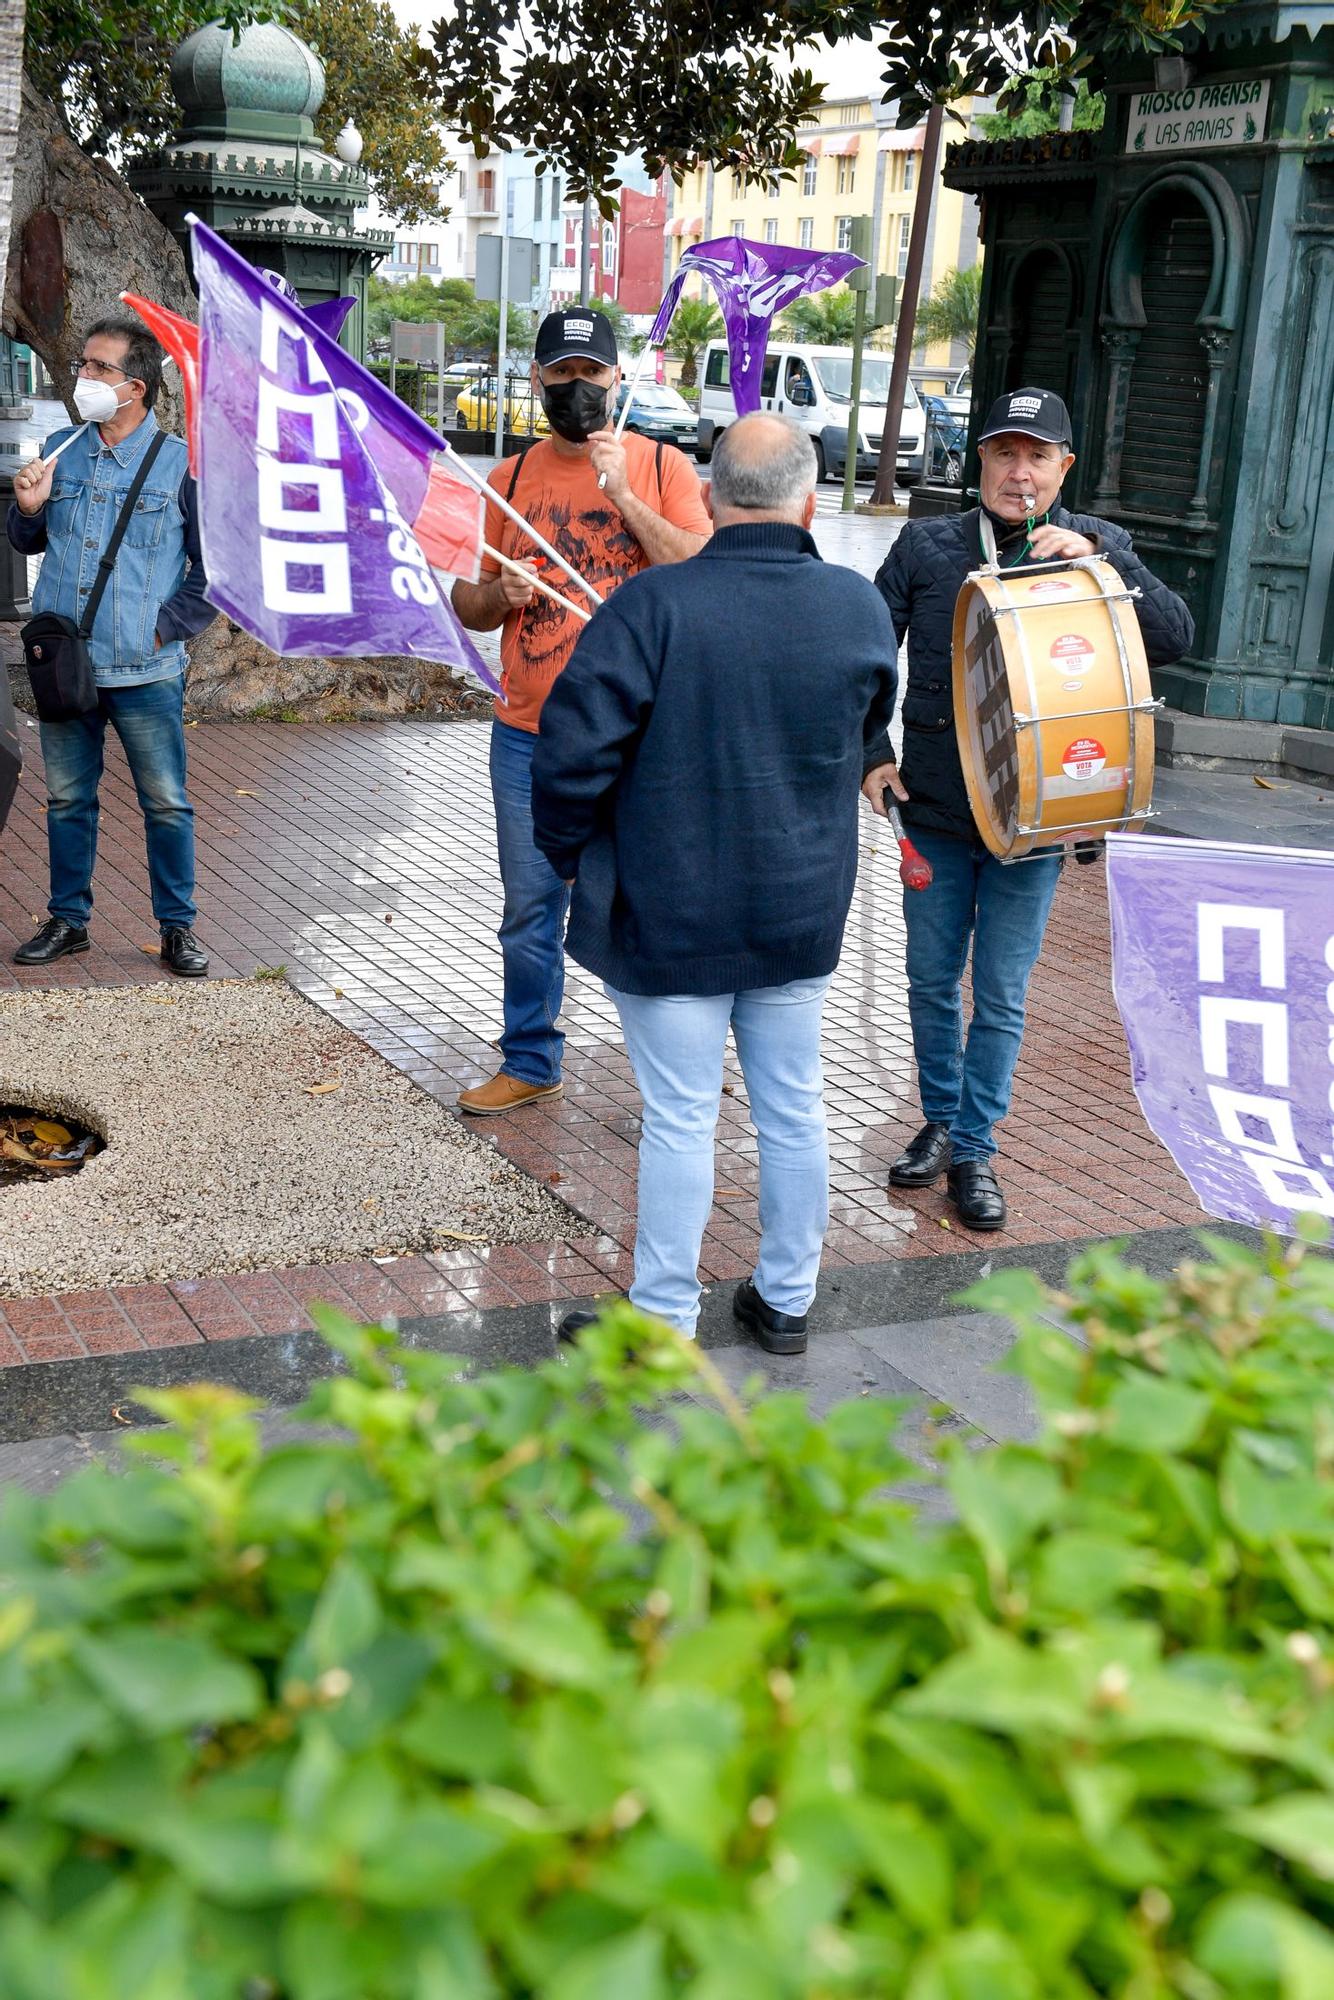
[539,377,611,443]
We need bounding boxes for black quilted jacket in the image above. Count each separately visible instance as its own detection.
[864,505,1195,840]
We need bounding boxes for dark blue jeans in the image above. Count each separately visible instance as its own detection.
[39,674,196,931]
[490,719,570,1086]
[903,829,1062,1162]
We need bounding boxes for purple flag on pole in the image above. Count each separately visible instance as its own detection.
[650,237,865,416]
[1105,831,1334,1234]
[257,269,357,345]
[190,219,496,687]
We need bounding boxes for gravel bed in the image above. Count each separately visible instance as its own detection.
[0,981,574,1297]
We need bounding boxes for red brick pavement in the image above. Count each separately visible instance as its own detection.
[0,713,1200,1363]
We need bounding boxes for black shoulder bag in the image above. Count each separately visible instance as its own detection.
[20,429,169,725]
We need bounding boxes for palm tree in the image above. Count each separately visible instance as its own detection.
[777,287,857,344]
[665,298,723,388]
[917,265,984,360]
[447,297,536,367]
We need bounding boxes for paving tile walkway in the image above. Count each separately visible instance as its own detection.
[0,694,1201,1363]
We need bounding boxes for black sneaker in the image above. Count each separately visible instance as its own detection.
[733,1279,808,1356]
[160,927,209,978]
[13,918,89,965]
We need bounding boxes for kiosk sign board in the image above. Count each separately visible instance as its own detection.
[1127,79,1270,153]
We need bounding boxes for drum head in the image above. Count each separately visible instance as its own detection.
[953,560,1154,860]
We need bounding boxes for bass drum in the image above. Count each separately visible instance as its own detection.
[952,557,1156,861]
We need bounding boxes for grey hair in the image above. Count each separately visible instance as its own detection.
[709,413,818,512]
[84,311,166,410]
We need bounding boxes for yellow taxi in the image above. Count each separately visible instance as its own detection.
[453,379,549,437]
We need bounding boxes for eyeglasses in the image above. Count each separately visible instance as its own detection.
[77,358,130,380]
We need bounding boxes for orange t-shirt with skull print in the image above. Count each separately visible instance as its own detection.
[481,433,712,735]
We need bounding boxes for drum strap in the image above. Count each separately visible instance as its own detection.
[979,511,1042,569]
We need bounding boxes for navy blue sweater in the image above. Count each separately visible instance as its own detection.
[530,521,899,997]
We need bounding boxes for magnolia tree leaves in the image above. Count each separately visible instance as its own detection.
[417,0,1241,203]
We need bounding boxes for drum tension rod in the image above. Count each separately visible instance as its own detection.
[1010,696,1164,729]
[1013,807,1159,838]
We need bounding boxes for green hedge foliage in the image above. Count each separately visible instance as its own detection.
[1,1233,1332,1997]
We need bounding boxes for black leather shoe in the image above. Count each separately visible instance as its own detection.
[160,927,209,978]
[888,1120,952,1188]
[946,1160,1007,1232]
[14,918,89,965]
[733,1279,808,1356]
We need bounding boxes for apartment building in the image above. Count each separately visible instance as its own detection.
[670,96,981,368]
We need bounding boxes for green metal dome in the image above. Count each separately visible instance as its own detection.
[170,20,326,131]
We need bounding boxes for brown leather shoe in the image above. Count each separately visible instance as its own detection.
[457,1070,563,1116]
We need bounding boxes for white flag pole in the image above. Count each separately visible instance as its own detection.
[481,542,591,622]
[39,425,91,470]
[597,340,657,490]
[441,446,604,609]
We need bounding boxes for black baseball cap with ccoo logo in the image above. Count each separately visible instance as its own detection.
[978,387,1073,447]
[534,308,620,369]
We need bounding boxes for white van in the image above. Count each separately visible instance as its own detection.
[695,341,927,485]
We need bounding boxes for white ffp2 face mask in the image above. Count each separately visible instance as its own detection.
[73,377,127,424]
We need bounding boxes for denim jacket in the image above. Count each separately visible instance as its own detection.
[6,412,214,686]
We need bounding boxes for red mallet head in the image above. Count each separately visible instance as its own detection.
[885,798,934,891]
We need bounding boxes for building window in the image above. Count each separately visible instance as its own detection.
[763,217,778,244]
[395,240,416,264]
[836,155,856,195]
[897,213,911,278]
[731,216,745,236]
[420,242,439,268]
[767,171,781,197]
[534,177,544,221]
[731,169,744,197]
[903,152,916,193]
[552,175,562,209]
[802,155,818,197]
[798,216,814,248]
[836,216,853,251]
[475,170,496,210]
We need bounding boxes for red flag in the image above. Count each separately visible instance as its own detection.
[120,293,201,473]
[413,458,485,580]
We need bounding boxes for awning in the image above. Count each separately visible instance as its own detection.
[798,135,822,156]
[820,131,862,156]
[878,125,926,151]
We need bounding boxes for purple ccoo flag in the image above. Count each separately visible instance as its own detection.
[1105,832,1334,1234]
[256,268,357,345]
[650,237,865,415]
[189,218,496,687]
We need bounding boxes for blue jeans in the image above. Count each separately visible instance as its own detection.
[609,977,831,1337]
[903,831,1062,1163]
[39,674,196,930]
[491,720,570,1085]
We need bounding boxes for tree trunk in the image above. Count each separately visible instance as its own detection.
[5,75,193,433]
[0,0,23,314]
[2,75,484,723]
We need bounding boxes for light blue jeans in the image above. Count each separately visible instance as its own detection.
[608,976,832,1337]
[904,830,1062,1162]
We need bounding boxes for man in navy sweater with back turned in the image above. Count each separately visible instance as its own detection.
[531,413,898,1355]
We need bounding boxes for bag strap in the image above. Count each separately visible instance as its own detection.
[77,428,171,639]
[505,441,536,504]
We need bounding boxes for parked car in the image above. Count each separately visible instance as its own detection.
[613,381,697,451]
[922,393,967,485]
[695,340,926,485]
[454,380,549,437]
[942,368,972,422]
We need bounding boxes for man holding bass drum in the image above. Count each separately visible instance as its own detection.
[863,386,1195,1233]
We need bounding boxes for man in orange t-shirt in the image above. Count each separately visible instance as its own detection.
[452,307,710,1116]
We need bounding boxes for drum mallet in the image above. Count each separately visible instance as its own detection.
[884,794,933,890]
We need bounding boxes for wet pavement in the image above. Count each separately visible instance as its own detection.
[0,489,1287,1456]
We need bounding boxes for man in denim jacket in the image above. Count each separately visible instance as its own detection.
[7,312,215,974]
